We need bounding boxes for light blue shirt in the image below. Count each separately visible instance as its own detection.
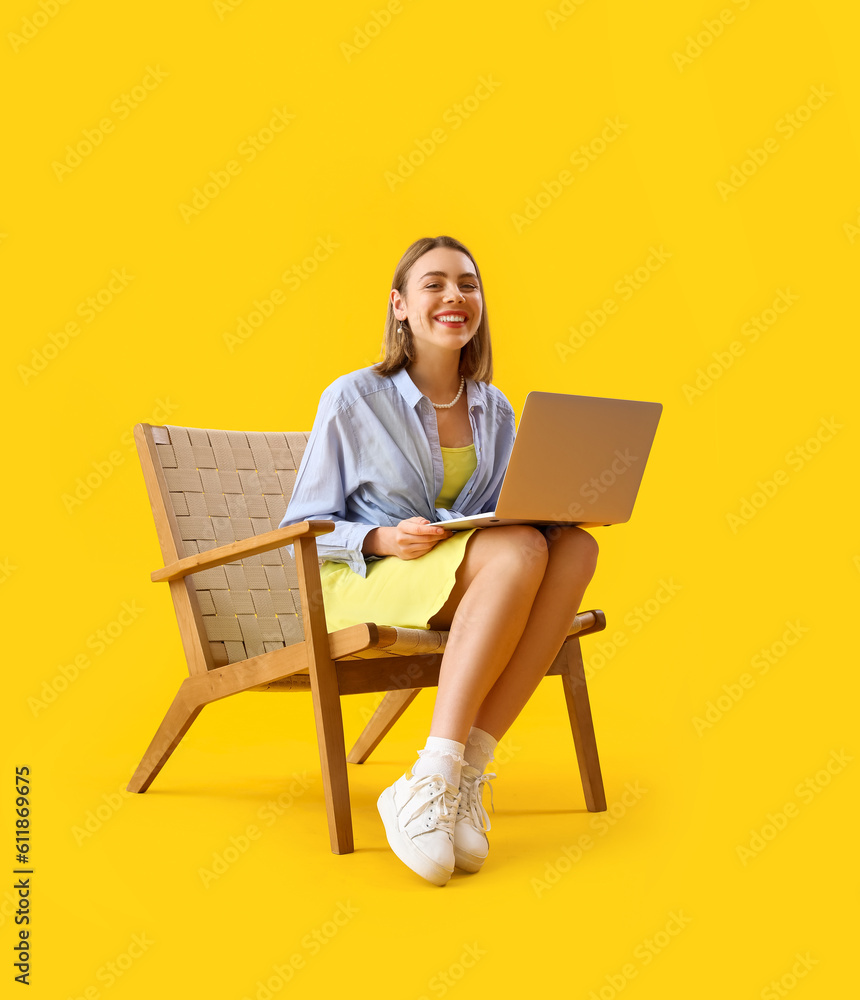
[279,365,517,578]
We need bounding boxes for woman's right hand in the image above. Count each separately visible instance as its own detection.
[363,517,454,560]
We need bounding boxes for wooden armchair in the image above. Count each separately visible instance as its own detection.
[128,422,609,855]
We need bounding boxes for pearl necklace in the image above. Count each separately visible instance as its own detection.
[430,374,465,409]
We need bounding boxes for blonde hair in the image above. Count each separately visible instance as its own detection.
[372,235,494,383]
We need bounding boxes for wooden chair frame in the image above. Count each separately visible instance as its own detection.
[128,423,609,854]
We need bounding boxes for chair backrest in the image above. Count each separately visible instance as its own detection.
[140,423,313,668]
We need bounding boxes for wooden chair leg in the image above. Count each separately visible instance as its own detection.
[127,689,203,793]
[560,638,607,812]
[296,537,354,855]
[347,688,421,764]
[308,674,353,855]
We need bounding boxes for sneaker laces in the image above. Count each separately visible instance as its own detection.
[402,774,459,837]
[457,771,496,833]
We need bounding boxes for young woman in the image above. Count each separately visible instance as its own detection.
[280,235,599,885]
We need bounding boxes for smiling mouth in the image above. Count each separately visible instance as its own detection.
[434,313,468,326]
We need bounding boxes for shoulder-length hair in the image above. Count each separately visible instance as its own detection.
[372,235,494,383]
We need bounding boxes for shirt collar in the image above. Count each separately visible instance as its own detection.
[390,365,487,411]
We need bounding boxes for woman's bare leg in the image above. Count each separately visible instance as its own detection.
[426,525,598,743]
[425,525,549,744]
[473,526,598,739]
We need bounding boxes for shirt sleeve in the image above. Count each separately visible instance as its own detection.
[278,388,377,578]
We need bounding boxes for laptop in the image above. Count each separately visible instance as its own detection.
[430,391,663,530]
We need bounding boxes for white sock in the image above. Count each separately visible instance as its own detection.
[464,727,498,775]
[412,736,465,787]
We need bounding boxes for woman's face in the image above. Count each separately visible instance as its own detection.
[392,246,483,357]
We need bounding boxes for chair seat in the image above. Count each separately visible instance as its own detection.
[251,610,604,691]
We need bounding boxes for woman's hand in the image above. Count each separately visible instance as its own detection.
[363,517,454,560]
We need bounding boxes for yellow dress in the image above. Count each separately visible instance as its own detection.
[318,444,480,631]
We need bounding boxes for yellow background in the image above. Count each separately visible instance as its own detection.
[2,0,857,996]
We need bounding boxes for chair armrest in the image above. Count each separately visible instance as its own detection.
[151,521,335,582]
[568,609,606,638]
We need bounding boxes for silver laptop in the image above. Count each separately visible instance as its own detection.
[431,391,663,530]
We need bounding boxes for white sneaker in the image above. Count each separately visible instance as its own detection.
[453,766,496,873]
[377,769,460,886]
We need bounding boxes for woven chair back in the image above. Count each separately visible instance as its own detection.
[154,424,312,667]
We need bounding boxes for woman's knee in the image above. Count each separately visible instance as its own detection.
[546,525,599,571]
[472,523,549,576]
